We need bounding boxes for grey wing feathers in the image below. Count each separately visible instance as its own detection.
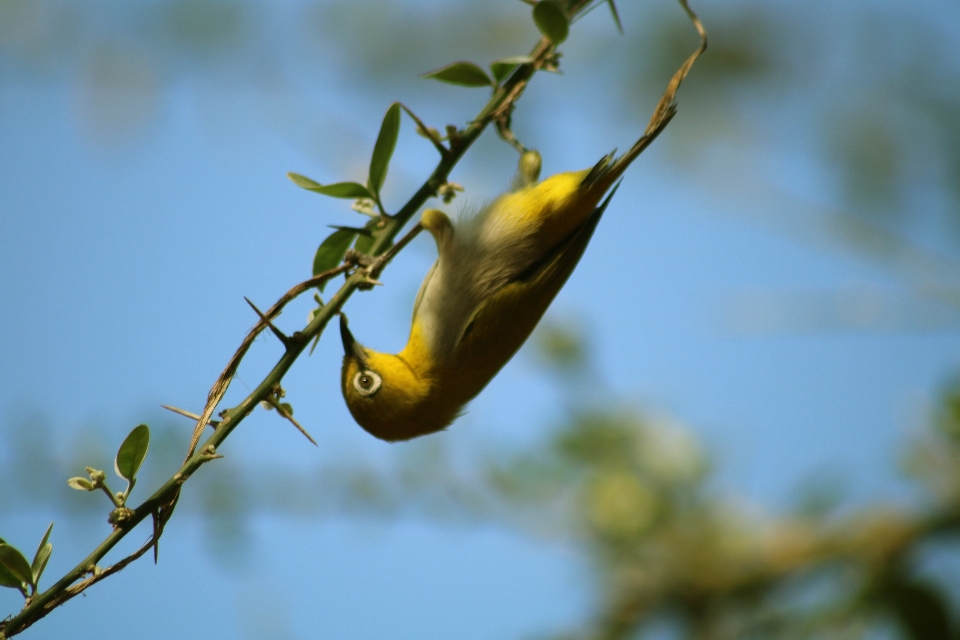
[453,185,619,350]
[410,259,439,324]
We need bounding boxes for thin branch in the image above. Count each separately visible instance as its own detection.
[369,222,425,281]
[0,1,700,636]
[185,262,351,458]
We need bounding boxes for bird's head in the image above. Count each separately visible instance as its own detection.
[339,315,455,441]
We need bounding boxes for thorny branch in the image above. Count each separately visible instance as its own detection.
[0,1,706,636]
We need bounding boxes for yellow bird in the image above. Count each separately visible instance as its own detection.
[340,110,675,441]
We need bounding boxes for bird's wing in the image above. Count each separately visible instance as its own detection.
[410,259,439,324]
[445,187,618,398]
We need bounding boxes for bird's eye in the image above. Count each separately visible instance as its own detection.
[352,370,382,397]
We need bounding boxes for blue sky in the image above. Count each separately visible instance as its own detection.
[2,0,960,637]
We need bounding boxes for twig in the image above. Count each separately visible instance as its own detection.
[184,263,352,458]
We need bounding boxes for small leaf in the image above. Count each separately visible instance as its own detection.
[533,0,569,44]
[330,225,372,234]
[311,182,374,199]
[67,477,95,491]
[287,173,373,199]
[421,61,493,87]
[279,402,294,416]
[354,234,374,255]
[490,56,534,83]
[34,558,51,590]
[287,172,323,190]
[312,228,358,289]
[353,219,389,255]
[33,523,53,566]
[32,523,53,585]
[32,544,51,585]
[115,424,150,482]
[0,544,34,589]
[369,103,401,197]
[0,551,21,589]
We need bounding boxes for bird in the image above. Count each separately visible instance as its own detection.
[340,107,676,441]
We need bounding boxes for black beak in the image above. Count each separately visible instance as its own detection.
[339,314,366,365]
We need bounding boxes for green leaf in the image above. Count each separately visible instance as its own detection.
[279,402,294,416]
[312,228,358,289]
[32,544,51,586]
[287,172,323,190]
[490,56,534,84]
[33,523,53,566]
[0,546,21,589]
[287,173,373,199]
[115,424,150,483]
[0,544,34,589]
[353,218,388,255]
[31,523,53,585]
[67,477,95,491]
[354,234,374,255]
[421,61,493,87]
[532,0,569,44]
[368,102,401,197]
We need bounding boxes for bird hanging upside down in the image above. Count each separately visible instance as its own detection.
[340,106,676,441]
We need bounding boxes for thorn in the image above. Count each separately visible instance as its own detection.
[245,297,292,348]
[161,404,220,428]
[607,0,624,35]
[267,398,318,447]
[152,511,160,564]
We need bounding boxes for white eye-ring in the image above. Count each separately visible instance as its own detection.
[352,370,382,397]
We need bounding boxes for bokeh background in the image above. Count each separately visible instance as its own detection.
[2,0,960,638]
